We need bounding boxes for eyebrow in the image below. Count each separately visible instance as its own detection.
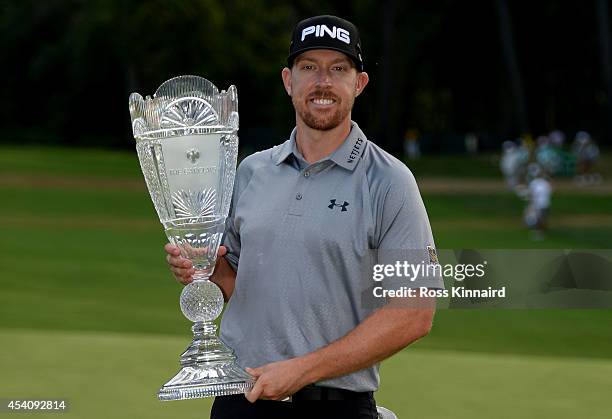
[295,56,352,66]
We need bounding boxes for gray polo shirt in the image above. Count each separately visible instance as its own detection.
[220,121,441,392]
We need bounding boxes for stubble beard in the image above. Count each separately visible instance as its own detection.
[293,92,354,131]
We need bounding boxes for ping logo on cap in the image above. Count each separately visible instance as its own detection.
[301,25,351,44]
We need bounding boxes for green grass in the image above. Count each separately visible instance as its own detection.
[0,329,214,419]
[406,151,612,178]
[406,153,502,178]
[377,347,612,418]
[2,329,610,419]
[421,310,612,360]
[3,145,609,178]
[434,225,612,248]
[424,193,612,220]
[1,146,611,418]
[0,146,142,178]
[0,186,152,218]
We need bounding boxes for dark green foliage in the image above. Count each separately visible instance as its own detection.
[2,1,612,152]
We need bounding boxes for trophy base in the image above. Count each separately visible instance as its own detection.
[158,364,254,401]
[158,321,255,401]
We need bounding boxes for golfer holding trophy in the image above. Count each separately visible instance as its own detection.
[131,15,438,419]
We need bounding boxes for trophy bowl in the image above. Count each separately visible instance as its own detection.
[128,75,254,400]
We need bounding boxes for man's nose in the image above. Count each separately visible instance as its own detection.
[315,69,332,87]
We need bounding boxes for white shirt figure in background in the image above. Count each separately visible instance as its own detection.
[500,140,522,190]
[524,163,552,240]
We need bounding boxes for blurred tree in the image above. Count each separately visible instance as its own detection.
[0,0,293,148]
[596,0,612,145]
[374,0,396,150]
[363,0,452,152]
[1,0,610,149]
[495,0,528,136]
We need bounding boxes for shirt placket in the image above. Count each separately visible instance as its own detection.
[287,160,333,216]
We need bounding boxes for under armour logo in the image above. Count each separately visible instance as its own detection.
[186,148,200,164]
[328,199,349,212]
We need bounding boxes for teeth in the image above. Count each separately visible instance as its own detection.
[312,98,334,105]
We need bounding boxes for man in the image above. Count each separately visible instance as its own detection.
[500,140,521,190]
[524,163,552,240]
[165,15,442,419]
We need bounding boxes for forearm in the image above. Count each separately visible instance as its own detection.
[300,298,435,385]
[210,256,237,301]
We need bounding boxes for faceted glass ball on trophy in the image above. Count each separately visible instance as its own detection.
[128,76,254,400]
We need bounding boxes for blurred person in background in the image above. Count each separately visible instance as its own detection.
[535,135,562,177]
[500,138,530,192]
[548,130,566,149]
[500,140,522,190]
[548,129,573,176]
[571,131,601,185]
[517,135,532,173]
[523,163,552,240]
[403,128,421,160]
[519,133,535,154]
[464,132,478,154]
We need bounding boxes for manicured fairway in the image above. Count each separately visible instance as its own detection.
[1,146,610,418]
[0,329,214,418]
[2,329,611,419]
[377,345,612,418]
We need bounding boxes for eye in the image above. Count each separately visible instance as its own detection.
[302,64,315,71]
[332,65,347,72]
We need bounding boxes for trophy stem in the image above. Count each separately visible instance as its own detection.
[192,271,212,281]
[179,321,236,366]
[158,281,254,401]
[158,319,255,401]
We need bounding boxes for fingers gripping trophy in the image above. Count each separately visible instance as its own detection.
[128,76,254,400]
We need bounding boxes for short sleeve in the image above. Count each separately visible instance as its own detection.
[221,161,250,271]
[222,190,240,271]
[375,170,444,290]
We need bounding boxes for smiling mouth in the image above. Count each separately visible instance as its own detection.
[310,98,336,105]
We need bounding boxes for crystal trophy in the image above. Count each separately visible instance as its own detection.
[128,75,254,400]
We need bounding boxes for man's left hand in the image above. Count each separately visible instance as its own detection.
[245,357,310,402]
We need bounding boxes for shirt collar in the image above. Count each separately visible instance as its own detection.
[273,128,298,166]
[273,121,367,171]
[329,121,367,171]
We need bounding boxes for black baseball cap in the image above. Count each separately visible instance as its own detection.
[287,15,364,71]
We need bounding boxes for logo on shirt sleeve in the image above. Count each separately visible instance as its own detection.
[427,245,439,264]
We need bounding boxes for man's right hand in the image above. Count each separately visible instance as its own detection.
[164,243,228,285]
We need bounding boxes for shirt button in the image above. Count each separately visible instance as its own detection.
[296,193,303,200]
[304,171,310,178]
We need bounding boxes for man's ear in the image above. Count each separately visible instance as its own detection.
[354,72,369,97]
[281,67,292,96]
